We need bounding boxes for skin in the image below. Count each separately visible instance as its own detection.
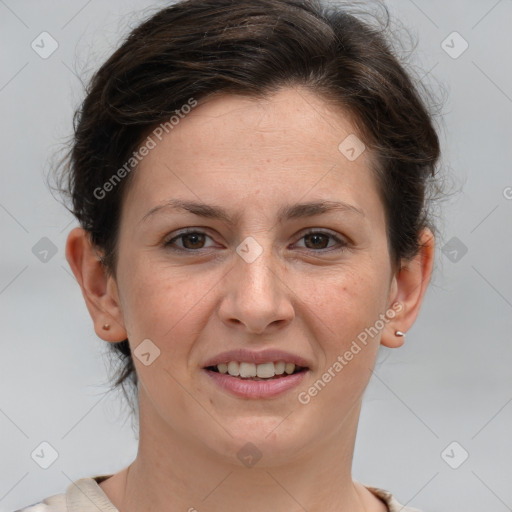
[66,86,434,512]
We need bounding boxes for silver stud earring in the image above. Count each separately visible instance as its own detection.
[395,330,405,337]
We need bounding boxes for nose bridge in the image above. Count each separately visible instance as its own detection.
[234,234,281,299]
[219,233,294,332]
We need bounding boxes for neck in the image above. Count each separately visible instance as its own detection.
[108,395,382,512]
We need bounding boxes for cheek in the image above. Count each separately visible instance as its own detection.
[302,270,386,405]
[117,255,214,358]
[304,263,388,345]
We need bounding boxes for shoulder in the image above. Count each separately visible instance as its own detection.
[13,475,117,512]
[365,485,423,512]
[15,477,421,512]
[13,492,67,512]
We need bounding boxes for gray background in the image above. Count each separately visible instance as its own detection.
[1,1,511,511]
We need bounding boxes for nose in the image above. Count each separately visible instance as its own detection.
[218,241,295,334]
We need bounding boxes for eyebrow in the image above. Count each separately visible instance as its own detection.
[140,198,365,225]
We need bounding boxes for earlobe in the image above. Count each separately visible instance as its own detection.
[381,228,435,348]
[381,307,406,349]
[65,227,128,342]
[388,329,406,348]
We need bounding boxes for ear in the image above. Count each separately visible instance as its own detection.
[65,227,128,342]
[381,227,435,348]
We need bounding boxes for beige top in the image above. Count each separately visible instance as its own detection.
[14,475,422,512]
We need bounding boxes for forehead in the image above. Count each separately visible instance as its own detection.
[122,87,383,223]
[161,88,366,162]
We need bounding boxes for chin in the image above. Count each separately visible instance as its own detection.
[204,415,312,468]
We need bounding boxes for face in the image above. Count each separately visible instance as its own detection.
[110,87,399,464]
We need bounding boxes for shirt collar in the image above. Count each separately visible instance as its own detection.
[64,476,420,512]
[65,475,118,512]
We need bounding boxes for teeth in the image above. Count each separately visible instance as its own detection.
[227,361,239,376]
[256,362,274,378]
[239,362,257,378]
[285,362,295,375]
[274,361,285,375]
[214,361,301,379]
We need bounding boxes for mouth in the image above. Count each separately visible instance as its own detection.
[201,350,312,398]
[203,362,309,399]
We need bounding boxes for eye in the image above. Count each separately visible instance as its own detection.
[163,229,216,251]
[294,229,347,252]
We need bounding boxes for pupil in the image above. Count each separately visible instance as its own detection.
[184,233,204,249]
[306,233,327,249]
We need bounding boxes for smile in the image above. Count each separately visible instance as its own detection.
[203,364,309,399]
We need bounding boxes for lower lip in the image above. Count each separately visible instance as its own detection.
[203,369,308,399]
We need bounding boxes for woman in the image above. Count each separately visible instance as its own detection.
[17,0,443,510]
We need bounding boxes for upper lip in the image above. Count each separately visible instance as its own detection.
[202,348,311,369]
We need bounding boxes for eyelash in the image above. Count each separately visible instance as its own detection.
[163,228,348,253]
